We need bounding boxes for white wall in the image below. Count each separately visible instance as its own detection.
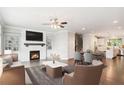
[19,29,46,62]
[0,24,4,55]
[83,33,96,52]
[3,26,75,61]
[0,25,1,55]
[46,34,53,59]
[52,31,68,59]
[47,31,75,60]
[68,32,75,59]
[3,26,46,62]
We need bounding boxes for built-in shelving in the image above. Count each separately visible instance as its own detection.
[24,43,45,47]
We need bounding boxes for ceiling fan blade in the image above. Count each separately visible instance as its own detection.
[59,25,64,28]
[61,22,67,24]
[42,23,51,25]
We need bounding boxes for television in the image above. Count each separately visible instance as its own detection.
[26,31,43,41]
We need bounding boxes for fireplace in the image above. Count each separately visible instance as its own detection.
[30,51,40,61]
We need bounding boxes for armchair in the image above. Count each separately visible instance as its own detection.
[0,65,25,85]
[63,62,104,85]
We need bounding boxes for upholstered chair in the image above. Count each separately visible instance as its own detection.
[83,49,93,64]
[63,61,104,85]
[74,51,81,64]
[0,66,25,85]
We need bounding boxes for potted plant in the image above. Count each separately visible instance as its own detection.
[50,53,60,64]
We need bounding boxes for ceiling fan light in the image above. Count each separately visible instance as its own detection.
[51,25,54,28]
[54,25,57,29]
[47,18,66,29]
[57,25,60,28]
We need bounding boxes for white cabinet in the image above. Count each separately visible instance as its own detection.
[106,48,120,59]
[120,48,124,55]
[97,38,106,51]
[106,49,114,59]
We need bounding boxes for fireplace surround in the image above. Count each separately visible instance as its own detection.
[30,51,40,61]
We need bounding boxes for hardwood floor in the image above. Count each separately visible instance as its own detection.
[68,56,124,85]
[100,56,124,85]
[24,57,124,85]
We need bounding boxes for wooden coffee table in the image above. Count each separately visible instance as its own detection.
[41,61,68,78]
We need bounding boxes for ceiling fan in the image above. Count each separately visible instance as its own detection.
[42,18,67,29]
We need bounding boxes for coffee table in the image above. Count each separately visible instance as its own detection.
[41,61,68,78]
[41,61,68,68]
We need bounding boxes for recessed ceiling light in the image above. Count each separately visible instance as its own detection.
[113,20,118,24]
[82,27,86,30]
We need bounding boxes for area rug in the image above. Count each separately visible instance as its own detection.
[26,66,63,85]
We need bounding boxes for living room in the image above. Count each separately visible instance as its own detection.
[0,7,124,86]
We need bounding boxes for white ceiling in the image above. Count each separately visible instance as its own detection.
[0,7,124,36]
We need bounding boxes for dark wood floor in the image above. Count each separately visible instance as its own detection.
[100,56,124,85]
[68,56,124,85]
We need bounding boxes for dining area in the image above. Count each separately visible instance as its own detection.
[74,48,105,65]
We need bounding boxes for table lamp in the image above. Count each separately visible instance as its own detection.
[0,58,3,78]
